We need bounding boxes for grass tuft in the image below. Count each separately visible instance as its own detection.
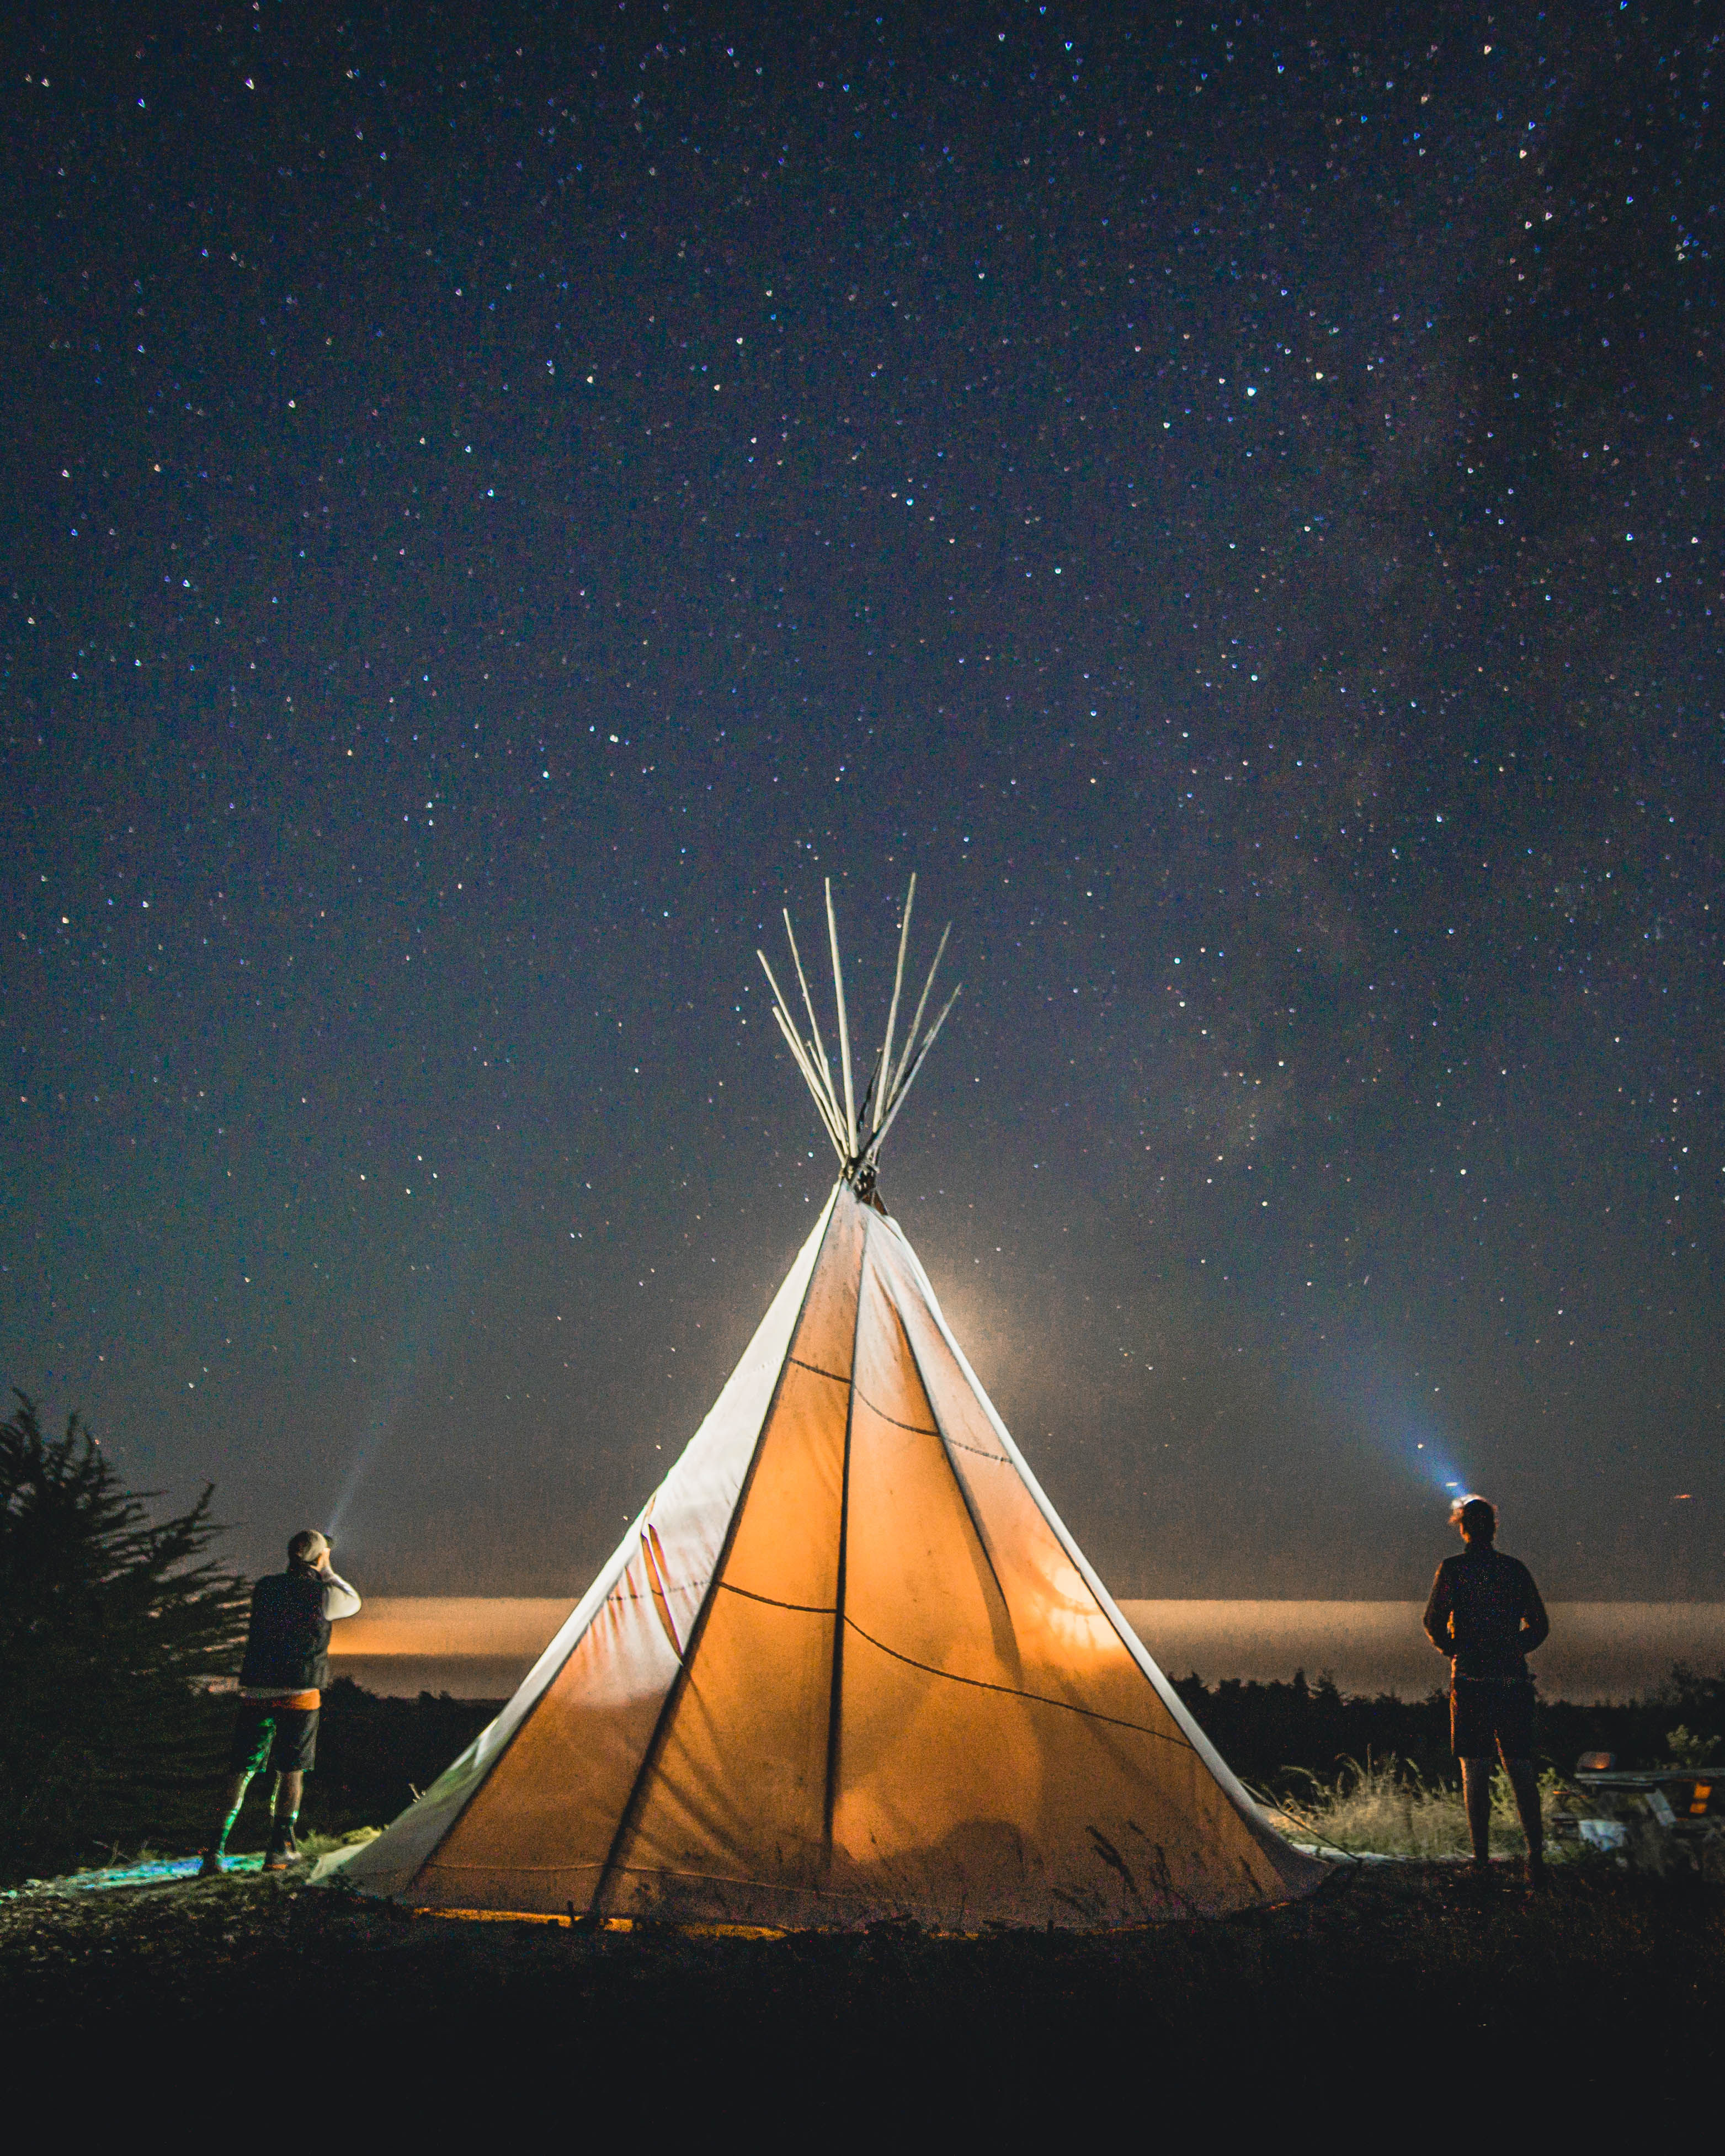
[1266,1755,1557,1858]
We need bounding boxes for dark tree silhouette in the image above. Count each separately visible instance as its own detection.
[0,1391,250,1881]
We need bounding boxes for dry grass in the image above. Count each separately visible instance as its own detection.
[1264,1756,1556,1859]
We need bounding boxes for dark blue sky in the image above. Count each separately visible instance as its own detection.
[3,2,1719,1600]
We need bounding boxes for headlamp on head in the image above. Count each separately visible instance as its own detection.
[1450,1494,1496,1539]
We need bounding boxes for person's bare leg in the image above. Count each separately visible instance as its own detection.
[201,1771,253,1874]
[265,1769,305,1864]
[1502,1753,1545,1881]
[1461,1757,1493,1867]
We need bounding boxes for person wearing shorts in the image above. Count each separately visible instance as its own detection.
[200,1529,361,1876]
[1424,1495,1550,1883]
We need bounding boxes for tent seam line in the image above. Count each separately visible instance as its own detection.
[853,1385,940,1436]
[822,1198,869,1866]
[840,1616,1200,1753]
[787,1355,850,1383]
[718,1580,837,1616]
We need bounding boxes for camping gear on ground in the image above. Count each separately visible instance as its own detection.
[334,885,1324,1927]
[1549,1753,1723,1877]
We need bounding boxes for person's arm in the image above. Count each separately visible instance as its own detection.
[1422,1565,1454,1656]
[1517,1567,1550,1656]
[319,1569,361,1621]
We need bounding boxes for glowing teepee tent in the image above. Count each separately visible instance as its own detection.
[340,882,1323,1926]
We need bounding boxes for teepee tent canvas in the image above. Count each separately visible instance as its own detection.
[340,885,1323,1926]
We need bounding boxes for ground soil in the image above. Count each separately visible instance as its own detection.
[4,1857,1717,2125]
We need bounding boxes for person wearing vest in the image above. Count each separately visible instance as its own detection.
[199,1529,361,1876]
[1423,1495,1551,1885]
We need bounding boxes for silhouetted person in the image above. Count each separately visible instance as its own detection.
[1424,1495,1549,1883]
[200,1529,360,1876]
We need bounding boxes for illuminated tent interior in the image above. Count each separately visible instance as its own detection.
[337,883,1325,1926]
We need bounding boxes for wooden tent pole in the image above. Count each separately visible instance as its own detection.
[782,909,839,1115]
[766,880,958,1177]
[770,1008,849,1161]
[869,875,915,1150]
[888,922,950,1110]
[758,951,845,1144]
[825,878,858,1153]
[873,986,961,1152]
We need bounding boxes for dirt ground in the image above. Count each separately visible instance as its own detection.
[4,1856,1717,2125]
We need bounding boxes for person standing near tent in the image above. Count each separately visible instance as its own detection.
[200,1530,360,1876]
[1423,1496,1550,1884]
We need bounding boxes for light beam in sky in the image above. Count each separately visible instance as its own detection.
[1408,1428,1471,1503]
[325,1387,411,1548]
[323,1276,454,1548]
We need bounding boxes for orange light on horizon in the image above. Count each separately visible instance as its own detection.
[328,1597,568,1660]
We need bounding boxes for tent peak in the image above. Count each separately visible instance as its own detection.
[757,875,959,1195]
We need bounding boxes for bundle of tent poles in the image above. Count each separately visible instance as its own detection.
[757,875,960,1185]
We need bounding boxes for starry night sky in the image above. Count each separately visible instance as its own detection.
[4,4,1720,1603]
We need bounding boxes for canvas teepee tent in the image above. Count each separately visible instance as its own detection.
[339,883,1323,1926]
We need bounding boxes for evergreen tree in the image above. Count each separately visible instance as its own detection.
[0,1391,250,1881]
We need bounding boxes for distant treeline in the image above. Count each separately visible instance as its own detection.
[1167,1668,1725,1791]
